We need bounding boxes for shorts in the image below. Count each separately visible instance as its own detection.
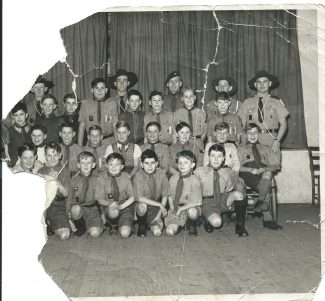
[80,205,103,229]
[118,204,134,228]
[164,205,200,228]
[202,192,232,218]
[146,205,162,228]
[46,204,70,231]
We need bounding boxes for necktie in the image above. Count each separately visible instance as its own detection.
[213,169,221,208]
[92,146,99,166]
[148,173,157,201]
[119,142,128,152]
[133,111,139,142]
[63,144,70,165]
[185,106,194,131]
[97,101,101,123]
[252,143,262,168]
[156,112,161,125]
[120,96,126,112]
[174,172,192,206]
[171,94,176,112]
[108,172,120,203]
[258,97,264,123]
[81,175,90,202]
[150,143,155,151]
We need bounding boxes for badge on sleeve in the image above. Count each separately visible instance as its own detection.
[89,116,94,121]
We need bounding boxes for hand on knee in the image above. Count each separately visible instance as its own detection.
[136,203,147,217]
[108,208,119,219]
[187,207,199,220]
[119,226,131,238]
[262,171,272,179]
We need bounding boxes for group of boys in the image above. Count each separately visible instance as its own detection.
[1,68,289,240]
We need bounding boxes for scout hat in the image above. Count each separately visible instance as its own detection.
[107,69,138,90]
[248,70,280,90]
[211,76,238,96]
[165,71,182,85]
[33,75,54,89]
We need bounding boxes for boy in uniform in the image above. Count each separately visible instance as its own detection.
[195,144,247,236]
[105,121,142,178]
[238,123,282,230]
[165,150,202,237]
[169,122,203,176]
[30,125,47,164]
[133,149,169,237]
[207,92,243,144]
[238,70,289,153]
[119,90,145,144]
[144,90,174,146]
[38,142,71,240]
[66,152,103,238]
[96,153,135,238]
[163,71,183,112]
[173,87,207,149]
[78,78,118,146]
[141,122,170,174]
[61,93,79,135]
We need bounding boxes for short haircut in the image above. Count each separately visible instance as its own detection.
[17,143,36,157]
[208,144,226,156]
[145,121,161,132]
[175,121,191,133]
[115,120,130,131]
[141,149,158,163]
[41,94,57,105]
[63,93,77,103]
[127,89,143,100]
[176,150,197,164]
[91,78,107,88]
[215,92,230,101]
[88,125,103,135]
[44,141,61,153]
[181,86,196,97]
[214,122,230,132]
[31,124,47,134]
[244,123,261,133]
[106,152,125,166]
[60,122,75,131]
[11,102,28,114]
[78,151,95,163]
[149,90,163,100]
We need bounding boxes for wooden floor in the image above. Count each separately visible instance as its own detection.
[39,204,321,298]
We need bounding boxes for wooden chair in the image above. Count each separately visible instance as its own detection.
[308,146,320,206]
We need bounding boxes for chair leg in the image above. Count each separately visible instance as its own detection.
[271,186,277,222]
[311,174,315,206]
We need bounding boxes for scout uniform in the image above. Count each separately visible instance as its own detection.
[108,94,128,115]
[173,107,207,149]
[163,91,183,113]
[83,143,108,172]
[133,168,169,228]
[144,110,174,145]
[60,142,82,174]
[141,142,170,173]
[95,171,134,229]
[39,163,71,232]
[11,159,43,174]
[119,109,145,144]
[34,113,64,143]
[67,173,103,230]
[78,99,118,145]
[206,97,242,119]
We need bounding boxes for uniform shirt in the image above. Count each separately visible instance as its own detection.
[141,143,170,172]
[203,142,240,172]
[62,111,79,134]
[78,98,118,136]
[107,94,128,115]
[95,171,133,205]
[207,111,243,143]
[144,110,174,145]
[34,113,64,143]
[35,145,46,164]
[133,168,169,201]
[169,141,203,170]
[60,143,82,173]
[195,166,233,197]
[105,142,142,163]
[11,159,43,174]
[206,97,242,121]
[237,143,280,172]
[163,91,183,112]
[119,109,145,144]
[83,143,108,171]
[169,173,202,207]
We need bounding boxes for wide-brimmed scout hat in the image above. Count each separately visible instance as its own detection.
[211,76,238,96]
[107,69,138,90]
[248,70,280,90]
[33,75,55,90]
[165,71,182,85]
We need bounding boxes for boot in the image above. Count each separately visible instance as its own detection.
[108,217,119,235]
[234,200,249,237]
[263,220,283,230]
[187,219,198,237]
[137,214,147,237]
[73,217,86,237]
[203,216,214,233]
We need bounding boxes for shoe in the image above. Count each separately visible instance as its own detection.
[108,224,118,235]
[188,221,198,237]
[254,200,269,212]
[263,220,283,230]
[137,223,147,237]
[203,218,214,233]
[235,222,249,237]
[72,218,86,237]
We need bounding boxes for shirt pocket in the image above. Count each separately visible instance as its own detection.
[264,106,278,128]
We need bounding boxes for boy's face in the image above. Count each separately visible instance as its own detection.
[107,158,124,175]
[78,157,95,176]
[114,75,129,93]
[45,148,61,167]
[31,129,47,146]
[12,110,28,127]
[177,126,191,144]
[32,83,47,98]
[177,156,195,175]
[142,157,158,174]
[147,125,160,144]
[59,127,75,145]
[41,98,57,116]
[209,150,225,169]
[88,129,103,147]
[92,82,108,101]
[182,89,196,109]
[254,77,271,93]
[64,98,78,114]
[149,95,164,112]
[246,127,259,144]
[215,80,232,93]
[214,128,229,144]
[20,150,36,170]
[216,98,230,114]
[167,76,182,93]
[117,126,130,144]
[127,95,141,111]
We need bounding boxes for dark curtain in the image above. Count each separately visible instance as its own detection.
[110,10,306,149]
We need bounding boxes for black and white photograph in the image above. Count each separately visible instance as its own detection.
[2,1,324,300]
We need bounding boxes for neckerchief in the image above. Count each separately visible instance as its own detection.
[174,171,192,206]
[107,171,121,203]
